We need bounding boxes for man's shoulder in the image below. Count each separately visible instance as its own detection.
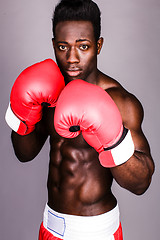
[97,72,144,126]
[97,71,120,90]
[98,72,140,104]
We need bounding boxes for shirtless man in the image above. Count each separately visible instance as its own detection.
[5,0,154,239]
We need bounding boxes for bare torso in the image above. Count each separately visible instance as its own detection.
[44,72,123,216]
[45,107,116,216]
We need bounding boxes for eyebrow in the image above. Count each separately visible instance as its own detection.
[76,39,91,43]
[56,41,68,44]
[56,39,91,44]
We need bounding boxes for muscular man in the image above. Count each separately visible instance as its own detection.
[5,0,154,239]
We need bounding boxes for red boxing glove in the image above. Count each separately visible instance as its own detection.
[5,59,65,135]
[54,79,134,168]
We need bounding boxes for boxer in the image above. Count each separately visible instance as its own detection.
[5,0,154,239]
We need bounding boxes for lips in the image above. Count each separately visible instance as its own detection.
[65,68,82,77]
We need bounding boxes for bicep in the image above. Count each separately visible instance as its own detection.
[122,95,151,156]
[107,87,152,157]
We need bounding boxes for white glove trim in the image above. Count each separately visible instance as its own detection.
[5,103,21,132]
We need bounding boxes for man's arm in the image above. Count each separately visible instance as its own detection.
[109,88,155,195]
[5,59,65,162]
[11,117,48,162]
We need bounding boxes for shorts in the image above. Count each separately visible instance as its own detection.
[39,203,123,240]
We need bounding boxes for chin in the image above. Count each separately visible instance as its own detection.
[65,75,84,84]
[64,77,75,84]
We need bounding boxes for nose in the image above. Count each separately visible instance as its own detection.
[67,47,80,64]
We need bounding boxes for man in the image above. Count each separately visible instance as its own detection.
[5,0,154,239]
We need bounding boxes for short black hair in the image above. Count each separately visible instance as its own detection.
[52,0,101,42]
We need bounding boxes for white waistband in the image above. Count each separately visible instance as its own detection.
[43,203,120,240]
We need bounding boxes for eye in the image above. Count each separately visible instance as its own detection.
[58,45,67,51]
[79,44,89,50]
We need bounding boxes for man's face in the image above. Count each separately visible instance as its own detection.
[53,21,103,83]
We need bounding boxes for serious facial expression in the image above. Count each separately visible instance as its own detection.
[53,21,103,83]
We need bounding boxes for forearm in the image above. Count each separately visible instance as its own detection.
[111,150,155,195]
[11,122,48,162]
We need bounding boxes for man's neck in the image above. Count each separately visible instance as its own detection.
[84,69,101,85]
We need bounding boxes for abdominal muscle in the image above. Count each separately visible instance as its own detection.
[47,133,117,216]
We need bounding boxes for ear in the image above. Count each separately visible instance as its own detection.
[97,37,103,55]
[52,38,55,48]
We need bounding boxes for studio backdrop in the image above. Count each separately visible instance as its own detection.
[1,0,159,239]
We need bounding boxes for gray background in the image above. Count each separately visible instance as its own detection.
[1,0,160,239]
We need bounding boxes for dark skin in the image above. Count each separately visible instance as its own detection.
[11,21,154,216]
